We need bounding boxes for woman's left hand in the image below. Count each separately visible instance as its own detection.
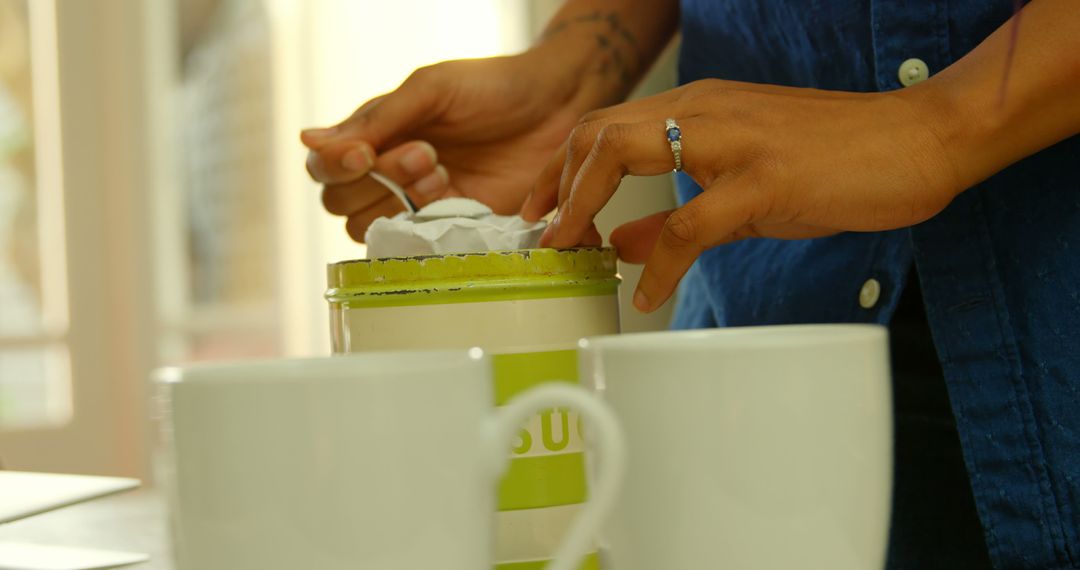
[521,78,966,312]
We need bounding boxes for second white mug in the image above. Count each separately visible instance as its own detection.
[580,324,893,570]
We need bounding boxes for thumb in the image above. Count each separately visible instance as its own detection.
[610,210,672,264]
[337,68,445,149]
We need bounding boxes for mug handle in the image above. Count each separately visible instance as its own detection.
[488,383,626,570]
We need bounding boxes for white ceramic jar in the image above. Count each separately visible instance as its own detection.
[326,248,621,570]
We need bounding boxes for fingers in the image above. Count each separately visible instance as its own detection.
[305,132,437,187]
[350,94,388,121]
[635,188,758,313]
[543,120,676,248]
[612,200,836,312]
[322,141,447,216]
[373,141,442,198]
[321,180,389,217]
[345,69,443,146]
[344,193,407,243]
[520,142,567,221]
[302,68,442,153]
[609,210,673,264]
[611,212,836,266]
[299,126,339,148]
[301,66,445,191]
[554,98,691,203]
[579,224,603,247]
[523,97,679,223]
[299,95,388,150]
[305,139,376,184]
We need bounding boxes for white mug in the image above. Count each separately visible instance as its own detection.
[579,324,892,570]
[157,349,624,570]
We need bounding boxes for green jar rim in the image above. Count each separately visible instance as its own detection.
[326,247,620,308]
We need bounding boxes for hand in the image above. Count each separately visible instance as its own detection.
[521,78,964,312]
[301,49,607,242]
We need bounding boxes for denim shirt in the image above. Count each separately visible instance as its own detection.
[674,1,1080,567]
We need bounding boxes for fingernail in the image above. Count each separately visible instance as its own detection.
[342,146,373,172]
[306,150,325,179]
[400,143,437,175]
[545,211,564,244]
[539,224,556,247]
[633,289,651,312]
[302,127,337,140]
[519,198,533,219]
[415,165,449,195]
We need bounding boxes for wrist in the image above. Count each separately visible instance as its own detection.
[527,35,634,113]
[900,0,1080,194]
[900,75,1009,194]
[526,8,667,113]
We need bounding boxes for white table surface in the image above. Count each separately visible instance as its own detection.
[0,491,169,569]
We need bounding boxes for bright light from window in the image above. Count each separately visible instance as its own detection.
[260,0,532,355]
[304,0,530,264]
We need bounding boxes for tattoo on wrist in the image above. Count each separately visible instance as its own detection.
[539,10,642,87]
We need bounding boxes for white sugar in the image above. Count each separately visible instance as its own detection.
[414,197,493,219]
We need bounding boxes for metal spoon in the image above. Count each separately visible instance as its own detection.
[368,171,492,221]
[368,171,418,214]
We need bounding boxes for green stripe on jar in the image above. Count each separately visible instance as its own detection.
[495,552,601,570]
[498,452,588,511]
[325,248,620,309]
[495,349,590,511]
[493,350,579,405]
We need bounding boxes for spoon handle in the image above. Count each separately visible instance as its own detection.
[368,171,418,214]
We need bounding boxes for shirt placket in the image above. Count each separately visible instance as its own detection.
[870,0,951,92]
[881,1,1072,564]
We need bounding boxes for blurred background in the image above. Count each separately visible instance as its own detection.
[0,0,677,479]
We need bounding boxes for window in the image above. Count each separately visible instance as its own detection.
[159,0,534,365]
[0,0,71,430]
[164,0,279,363]
[0,0,671,475]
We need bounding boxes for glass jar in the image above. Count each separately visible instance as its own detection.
[326,247,620,569]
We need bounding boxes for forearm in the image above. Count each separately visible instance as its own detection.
[529,0,680,112]
[911,0,1080,191]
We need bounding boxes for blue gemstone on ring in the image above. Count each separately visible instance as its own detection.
[666,127,681,142]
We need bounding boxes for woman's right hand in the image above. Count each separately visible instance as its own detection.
[301,46,612,242]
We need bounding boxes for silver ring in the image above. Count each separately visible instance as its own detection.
[665,118,682,172]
